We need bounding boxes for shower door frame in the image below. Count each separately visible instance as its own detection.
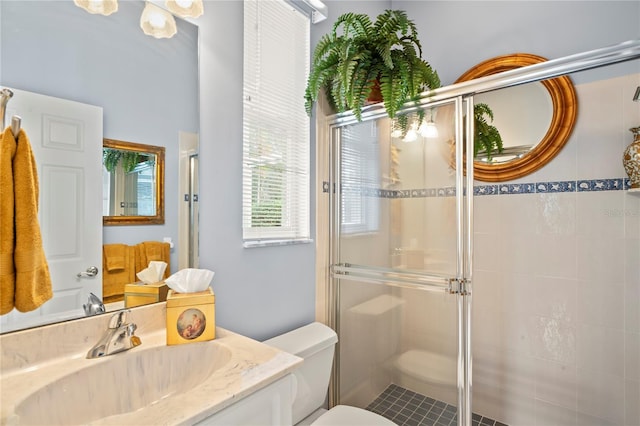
[320,39,640,426]
[327,95,475,425]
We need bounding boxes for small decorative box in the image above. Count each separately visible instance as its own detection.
[124,282,169,308]
[165,287,215,345]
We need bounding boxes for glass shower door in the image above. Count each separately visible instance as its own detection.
[330,98,473,426]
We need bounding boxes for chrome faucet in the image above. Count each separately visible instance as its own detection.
[83,292,105,316]
[86,310,141,359]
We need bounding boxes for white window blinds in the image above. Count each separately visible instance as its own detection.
[341,123,380,235]
[243,0,311,246]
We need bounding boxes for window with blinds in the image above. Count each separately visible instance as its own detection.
[242,0,310,246]
[341,123,380,235]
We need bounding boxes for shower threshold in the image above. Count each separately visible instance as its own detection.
[365,384,507,426]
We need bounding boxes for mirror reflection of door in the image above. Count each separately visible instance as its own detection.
[0,88,103,333]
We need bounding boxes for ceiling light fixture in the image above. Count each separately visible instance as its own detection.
[165,0,203,18]
[419,108,439,138]
[140,2,177,39]
[74,0,118,16]
[418,120,439,138]
[402,124,418,143]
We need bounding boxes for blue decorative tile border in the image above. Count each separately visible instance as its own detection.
[322,178,631,197]
[476,178,629,196]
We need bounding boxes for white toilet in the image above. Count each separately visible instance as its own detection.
[264,322,396,426]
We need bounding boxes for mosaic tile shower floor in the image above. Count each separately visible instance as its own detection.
[365,384,507,426]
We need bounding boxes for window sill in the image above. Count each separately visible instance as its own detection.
[243,238,313,248]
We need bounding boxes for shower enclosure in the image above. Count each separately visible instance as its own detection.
[323,40,640,426]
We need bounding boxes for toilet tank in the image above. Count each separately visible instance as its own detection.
[264,322,338,425]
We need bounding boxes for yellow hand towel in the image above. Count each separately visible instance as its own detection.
[1,128,53,313]
[0,127,17,314]
[103,244,127,272]
[102,245,135,303]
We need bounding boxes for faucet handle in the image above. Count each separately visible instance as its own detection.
[131,335,142,347]
[123,323,142,348]
[108,310,130,329]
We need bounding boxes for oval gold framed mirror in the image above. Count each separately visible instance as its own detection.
[103,138,165,225]
[455,53,578,182]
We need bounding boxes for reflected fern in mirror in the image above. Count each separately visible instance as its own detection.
[473,103,503,161]
[103,139,165,225]
[103,148,141,173]
[103,148,155,216]
[455,53,577,182]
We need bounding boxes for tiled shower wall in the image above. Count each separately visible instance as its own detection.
[439,73,638,425]
[384,73,639,426]
[335,72,638,425]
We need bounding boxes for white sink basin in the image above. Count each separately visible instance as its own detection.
[1,304,302,426]
[14,340,232,425]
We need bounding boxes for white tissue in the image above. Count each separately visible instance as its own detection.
[165,268,214,293]
[136,261,167,284]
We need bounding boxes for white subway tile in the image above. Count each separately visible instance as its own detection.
[577,369,625,425]
[576,324,625,378]
[534,358,577,411]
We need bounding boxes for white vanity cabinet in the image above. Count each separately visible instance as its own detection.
[195,374,295,426]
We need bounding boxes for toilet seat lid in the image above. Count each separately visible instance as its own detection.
[310,405,396,426]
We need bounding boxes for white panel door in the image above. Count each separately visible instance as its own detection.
[1,88,102,332]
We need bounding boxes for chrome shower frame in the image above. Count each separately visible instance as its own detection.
[324,39,640,426]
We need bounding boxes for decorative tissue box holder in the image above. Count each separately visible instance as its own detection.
[124,282,169,308]
[166,287,215,345]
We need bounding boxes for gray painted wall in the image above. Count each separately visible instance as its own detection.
[394,1,639,86]
[196,0,638,341]
[196,1,391,341]
[0,1,199,271]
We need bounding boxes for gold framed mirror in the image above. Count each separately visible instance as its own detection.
[103,139,165,225]
[455,53,578,182]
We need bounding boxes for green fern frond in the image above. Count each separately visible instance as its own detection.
[103,148,122,172]
[332,13,372,39]
[396,113,409,137]
[305,50,341,115]
[474,103,494,120]
[421,62,440,90]
[103,149,139,173]
[311,34,334,66]
[474,103,503,160]
[375,10,406,37]
[305,9,443,122]
[330,77,345,112]
[347,53,374,114]
[376,42,394,70]
[415,105,425,126]
[380,70,397,117]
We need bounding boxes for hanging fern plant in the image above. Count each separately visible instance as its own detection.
[103,148,140,173]
[304,10,440,122]
[306,10,504,160]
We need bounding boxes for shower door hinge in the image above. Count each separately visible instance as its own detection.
[448,278,471,295]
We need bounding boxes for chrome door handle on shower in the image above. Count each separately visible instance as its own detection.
[77,266,99,278]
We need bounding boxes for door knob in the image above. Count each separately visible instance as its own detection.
[77,266,99,278]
